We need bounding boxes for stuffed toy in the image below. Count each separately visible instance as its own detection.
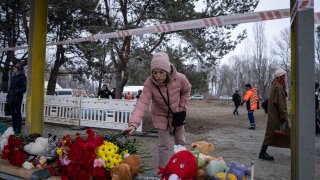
[40,134,58,162]
[190,141,223,180]
[23,137,49,155]
[0,127,14,152]
[226,162,251,180]
[110,154,141,180]
[158,150,198,180]
[36,155,48,168]
[174,144,187,153]
[190,141,224,162]
[205,159,228,178]
[190,141,214,155]
[214,172,237,180]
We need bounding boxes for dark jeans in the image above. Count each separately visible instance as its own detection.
[233,105,239,115]
[9,102,22,134]
[248,110,256,127]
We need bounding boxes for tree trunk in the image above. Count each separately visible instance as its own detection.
[1,62,10,92]
[46,45,65,95]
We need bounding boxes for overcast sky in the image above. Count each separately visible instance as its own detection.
[220,0,319,65]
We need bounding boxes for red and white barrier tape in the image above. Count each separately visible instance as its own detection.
[291,0,314,25]
[298,0,314,10]
[0,8,319,52]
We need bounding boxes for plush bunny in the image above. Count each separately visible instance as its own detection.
[23,137,49,155]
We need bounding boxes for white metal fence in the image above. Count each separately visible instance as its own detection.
[0,93,141,132]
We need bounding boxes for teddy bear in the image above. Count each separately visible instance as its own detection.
[158,150,198,180]
[190,141,224,180]
[110,154,141,180]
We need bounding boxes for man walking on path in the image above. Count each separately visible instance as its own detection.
[232,90,241,115]
[243,84,259,130]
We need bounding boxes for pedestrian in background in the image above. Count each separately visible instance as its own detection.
[243,84,259,130]
[98,84,112,99]
[232,90,241,115]
[6,63,26,134]
[124,91,133,100]
[136,89,142,99]
[111,88,116,99]
[123,52,191,168]
[259,67,290,161]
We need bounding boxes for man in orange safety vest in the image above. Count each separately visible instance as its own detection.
[243,84,259,130]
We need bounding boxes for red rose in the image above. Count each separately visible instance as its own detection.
[61,174,69,180]
[94,136,104,147]
[47,166,58,176]
[86,128,94,140]
[78,169,91,180]
[93,167,106,179]
[8,151,26,166]
[66,164,77,176]
[1,145,10,159]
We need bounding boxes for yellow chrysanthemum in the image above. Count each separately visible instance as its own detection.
[57,148,62,156]
[122,150,128,155]
[96,141,123,170]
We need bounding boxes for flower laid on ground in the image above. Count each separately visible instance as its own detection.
[96,141,122,170]
[1,135,26,167]
[0,127,59,169]
[275,121,288,135]
[54,128,141,179]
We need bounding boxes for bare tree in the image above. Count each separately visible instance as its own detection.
[250,22,271,99]
[272,28,291,97]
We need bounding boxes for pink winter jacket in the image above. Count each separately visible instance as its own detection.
[128,64,191,131]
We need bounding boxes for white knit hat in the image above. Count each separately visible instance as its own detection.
[151,52,171,73]
[274,68,286,78]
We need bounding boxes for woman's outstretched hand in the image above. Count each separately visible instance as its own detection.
[123,126,136,135]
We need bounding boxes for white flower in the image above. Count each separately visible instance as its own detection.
[0,127,15,151]
[22,161,34,169]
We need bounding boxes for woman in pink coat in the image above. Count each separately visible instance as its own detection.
[123,52,191,167]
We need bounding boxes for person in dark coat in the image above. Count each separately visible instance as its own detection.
[232,90,241,115]
[6,63,26,134]
[136,89,142,99]
[111,88,116,99]
[259,67,290,161]
[97,84,112,99]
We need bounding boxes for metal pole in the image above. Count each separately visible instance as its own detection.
[290,0,315,179]
[26,0,48,135]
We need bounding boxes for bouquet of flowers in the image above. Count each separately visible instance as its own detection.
[0,127,59,169]
[275,121,288,135]
[1,135,26,167]
[54,128,141,179]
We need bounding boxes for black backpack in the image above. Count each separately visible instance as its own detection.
[261,99,268,114]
